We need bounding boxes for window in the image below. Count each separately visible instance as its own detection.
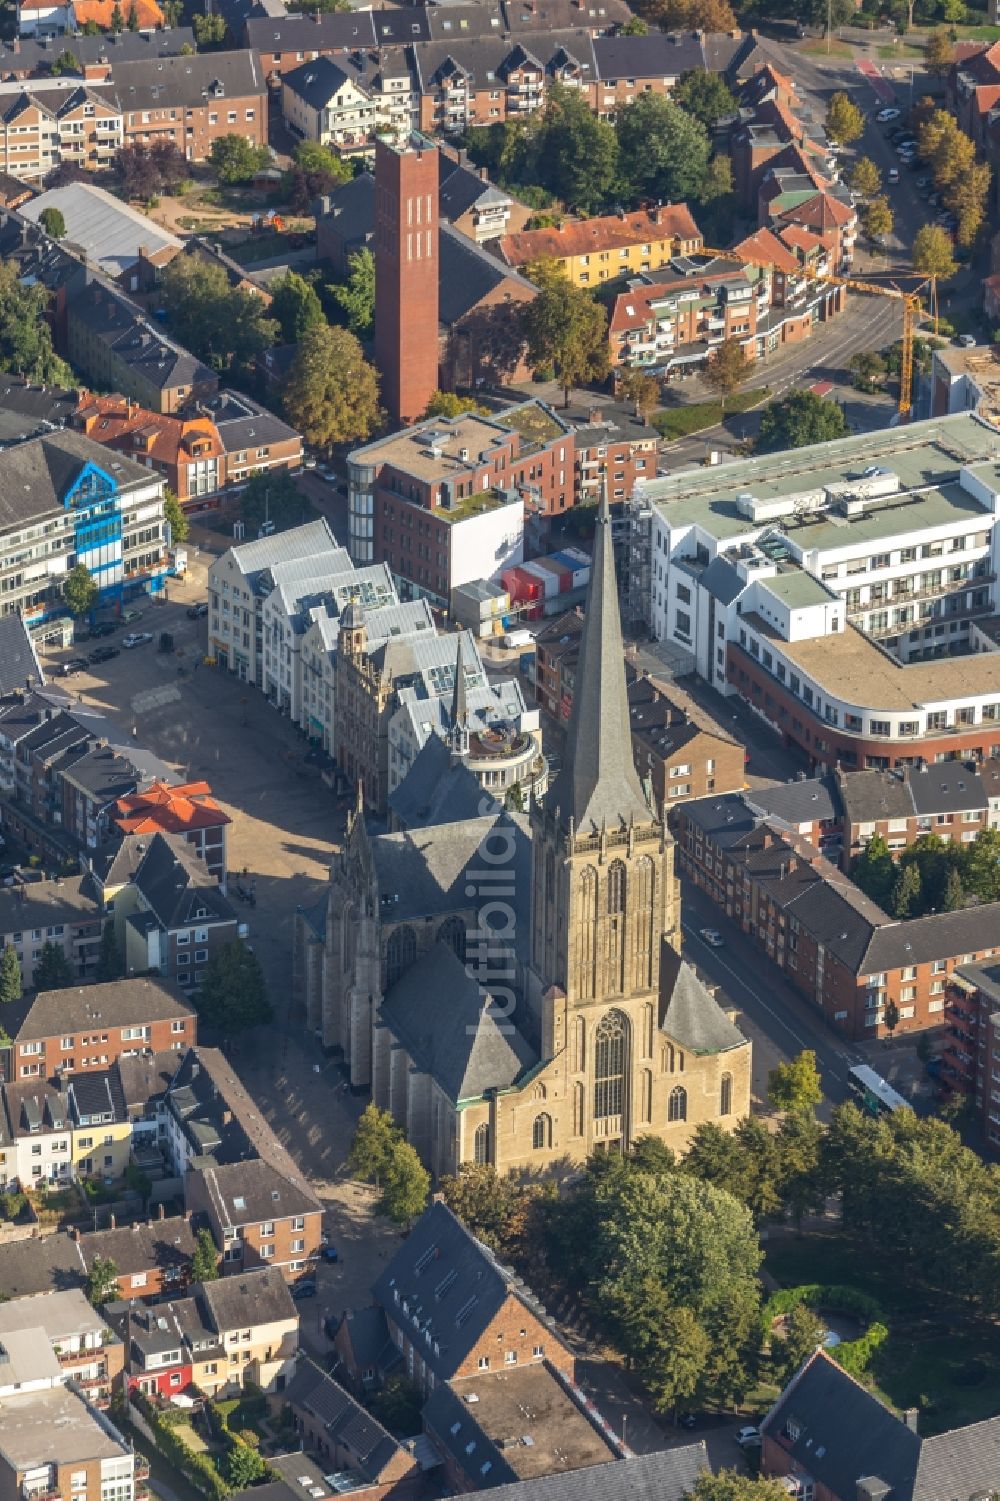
[594,1010,626,1119]
[291,1238,304,1252]
[668,1085,687,1123]
[260,1244,274,1258]
[531,1113,552,1150]
[474,1122,490,1165]
[504,1350,517,1365]
[720,1072,733,1117]
[478,1355,490,1370]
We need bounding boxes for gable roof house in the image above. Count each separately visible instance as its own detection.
[184,1156,323,1283]
[113,780,230,884]
[281,1354,422,1497]
[118,832,240,994]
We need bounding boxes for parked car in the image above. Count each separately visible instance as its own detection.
[877,106,901,121]
[122,632,153,649]
[699,928,725,948]
[956,333,977,348]
[320,1243,339,1263]
[736,1426,762,1450]
[59,657,90,676]
[122,608,144,625]
[292,1279,317,1301]
[90,621,117,637]
[186,602,209,619]
[88,646,119,665]
[887,167,900,184]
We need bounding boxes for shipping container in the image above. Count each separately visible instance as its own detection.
[522,559,561,598]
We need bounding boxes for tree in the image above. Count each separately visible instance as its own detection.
[925,27,955,77]
[240,470,309,535]
[848,156,882,199]
[631,1286,710,1417]
[379,1140,430,1226]
[348,1104,401,1189]
[862,195,894,242]
[191,1227,219,1282]
[682,1122,751,1205]
[768,1050,822,1116]
[673,67,737,128]
[0,261,72,385]
[687,1476,791,1501]
[163,489,189,546]
[97,921,124,983]
[520,265,608,405]
[39,207,66,240]
[616,93,710,204]
[159,256,278,373]
[891,860,921,918]
[85,1256,119,1306]
[0,945,21,1005]
[825,91,865,145]
[110,1,123,31]
[617,369,660,424]
[438,1163,551,1260]
[533,83,619,214]
[883,997,900,1042]
[849,350,887,393]
[330,248,375,338]
[630,0,736,27]
[942,865,965,911]
[284,323,381,449]
[209,133,270,185]
[852,830,896,908]
[703,337,749,413]
[621,13,648,30]
[965,828,1000,904]
[423,390,488,419]
[294,139,351,183]
[195,942,272,1035]
[775,1302,826,1382]
[947,160,991,248]
[270,270,326,345]
[369,1376,423,1436]
[192,10,226,44]
[33,942,75,992]
[775,1110,825,1228]
[127,0,139,28]
[287,140,351,214]
[225,1443,265,1489]
[49,50,80,75]
[62,564,98,619]
[757,391,847,453]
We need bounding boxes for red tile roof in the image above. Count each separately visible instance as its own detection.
[500,204,702,267]
[113,780,230,838]
[731,226,801,276]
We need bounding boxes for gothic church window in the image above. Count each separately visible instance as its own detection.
[532,1113,552,1150]
[668,1084,687,1123]
[578,866,598,999]
[474,1122,490,1164]
[720,1072,733,1117]
[438,915,467,964]
[385,924,416,989]
[594,1009,627,1120]
[606,859,626,994]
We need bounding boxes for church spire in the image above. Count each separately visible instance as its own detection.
[450,633,470,757]
[545,479,652,835]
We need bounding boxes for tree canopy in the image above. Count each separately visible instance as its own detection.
[0,946,21,1005]
[115,140,186,201]
[270,270,326,345]
[673,68,737,128]
[192,1228,220,1282]
[85,1256,119,1306]
[283,323,381,449]
[703,337,750,411]
[329,248,375,338]
[209,134,271,185]
[62,564,98,619]
[348,1104,429,1225]
[520,263,608,405]
[33,942,75,992]
[163,490,189,546]
[767,1050,823,1116]
[0,261,72,386]
[912,223,958,282]
[757,391,847,452]
[159,256,278,373]
[195,942,272,1035]
[39,207,66,240]
[616,93,711,205]
[825,92,865,145]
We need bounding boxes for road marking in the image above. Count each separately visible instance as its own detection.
[131,684,182,715]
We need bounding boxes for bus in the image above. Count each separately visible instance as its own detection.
[847,1064,911,1118]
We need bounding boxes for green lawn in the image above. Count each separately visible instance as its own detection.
[954,22,1000,38]
[800,37,854,55]
[877,41,924,56]
[652,387,770,442]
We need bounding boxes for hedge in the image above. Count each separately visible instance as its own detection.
[836,1320,889,1379]
[132,1391,230,1501]
[762,1283,883,1336]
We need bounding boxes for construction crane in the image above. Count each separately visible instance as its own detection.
[692,245,927,419]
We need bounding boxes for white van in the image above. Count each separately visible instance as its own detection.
[502,628,533,649]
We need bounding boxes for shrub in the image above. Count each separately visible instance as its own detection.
[835,1321,889,1379]
[762,1283,883,1338]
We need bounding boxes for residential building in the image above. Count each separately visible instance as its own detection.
[300,491,750,1173]
[75,1214,198,1302]
[438,146,531,243]
[0,80,123,183]
[639,412,1000,771]
[0,876,103,993]
[194,389,302,491]
[0,1231,88,1299]
[0,976,197,1085]
[498,204,703,287]
[416,1450,709,1501]
[67,281,218,415]
[112,781,230,884]
[943,960,1000,1144]
[117,833,241,993]
[280,1355,421,1500]
[281,56,381,154]
[0,430,169,623]
[677,794,1000,1038]
[0,29,197,82]
[58,744,148,852]
[113,51,266,162]
[21,183,181,286]
[118,1267,298,1398]
[0,1288,125,1403]
[760,1348,1000,1501]
[74,397,228,509]
[373,132,440,427]
[569,406,658,507]
[0,1068,132,1188]
[184,1156,323,1281]
[0,1384,137,1501]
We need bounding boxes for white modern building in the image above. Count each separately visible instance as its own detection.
[639,412,1000,770]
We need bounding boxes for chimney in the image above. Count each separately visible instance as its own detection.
[109,1212,116,1229]
[159,1201,166,1220]
[903,1409,919,1433]
[70,1226,81,1241]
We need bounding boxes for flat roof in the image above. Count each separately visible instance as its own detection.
[644,413,1000,543]
[762,569,837,608]
[745,612,1000,711]
[444,1368,616,1480]
[0,1385,128,1470]
[0,1288,107,1341]
[782,482,990,555]
[355,414,513,483]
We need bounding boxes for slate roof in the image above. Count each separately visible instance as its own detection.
[131,832,236,931]
[199,1266,296,1331]
[0,1232,86,1298]
[862,902,1000,972]
[283,1356,404,1479]
[457,1444,709,1501]
[837,768,914,825]
[439,222,535,324]
[0,380,76,448]
[371,810,530,926]
[545,488,653,833]
[192,1155,321,1227]
[697,555,745,607]
[0,27,196,74]
[0,613,43,695]
[659,942,748,1054]
[906,761,987,816]
[77,1215,196,1279]
[59,744,142,806]
[0,430,150,527]
[439,155,509,221]
[334,1305,397,1374]
[246,10,378,52]
[282,53,359,107]
[116,1048,179,1116]
[70,281,215,395]
[592,30,704,79]
[9,976,194,1045]
[111,49,263,111]
[681,793,757,850]
[380,941,536,1104]
[374,1200,560,1385]
[388,736,489,831]
[747,774,841,828]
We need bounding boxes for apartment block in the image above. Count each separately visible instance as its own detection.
[0,1069,131,1190]
[641,412,1000,771]
[117,834,241,995]
[0,877,103,995]
[184,1156,323,1281]
[68,282,218,416]
[112,780,230,883]
[0,1384,138,1501]
[1,976,197,1085]
[0,1288,125,1404]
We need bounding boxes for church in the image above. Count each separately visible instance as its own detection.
[293,492,751,1176]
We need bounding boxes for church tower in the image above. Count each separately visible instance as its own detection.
[529,484,680,1155]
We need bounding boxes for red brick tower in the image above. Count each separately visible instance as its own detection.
[374,133,440,428]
